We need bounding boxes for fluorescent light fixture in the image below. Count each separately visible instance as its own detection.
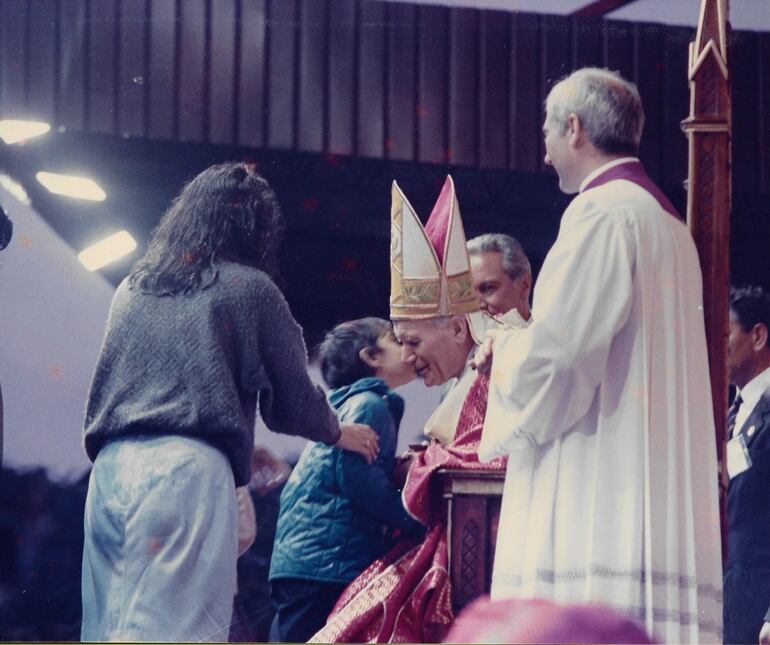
[0,119,51,144]
[36,171,106,201]
[78,231,137,271]
[0,173,30,205]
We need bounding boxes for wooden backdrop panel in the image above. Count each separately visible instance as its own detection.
[509,12,540,173]
[88,0,118,134]
[177,0,206,143]
[417,5,449,165]
[761,33,770,194]
[572,16,602,69]
[603,20,635,83]
[148,0,177,140]
[58,0,88,131]
[636,24,665,184]
[27,0,57,124]
[358,1,386,159]
[386,2,417,161]
[298,0,327,153]
[238,0,266,148]
[479,10,509,169]
[266,0,297,150]
[0,0,28,118]
[210,0,237,145]
[117,0,148,138]
[328,0,355,156]
[732,30,760,194]
[662,26,693,189]
[448,7,478,168]
[0,1,766,201]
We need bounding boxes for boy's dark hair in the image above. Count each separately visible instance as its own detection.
[0,205,12,250]
[319,317,393,389]
[731,286,770,349]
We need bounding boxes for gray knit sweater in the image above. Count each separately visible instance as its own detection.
[83,261,341,486]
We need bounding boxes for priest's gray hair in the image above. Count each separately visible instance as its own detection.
[545,67,644,156]
[467,233,531,282]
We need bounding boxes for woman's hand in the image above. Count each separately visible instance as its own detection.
[336,423,380,463]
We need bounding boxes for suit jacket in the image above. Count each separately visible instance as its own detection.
[724,389,770,644]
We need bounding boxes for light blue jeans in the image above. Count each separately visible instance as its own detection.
[81,435,238,642]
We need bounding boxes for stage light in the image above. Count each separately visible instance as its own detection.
[36,171,107,201]
[0,119,51,144]
[78,231,137,271]
[0,173,31,205]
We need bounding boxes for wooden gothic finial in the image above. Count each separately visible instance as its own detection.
[681,0,731,561]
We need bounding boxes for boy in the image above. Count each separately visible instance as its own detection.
[268,318,425,642]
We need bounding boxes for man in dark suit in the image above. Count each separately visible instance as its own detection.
[724,286,770,644]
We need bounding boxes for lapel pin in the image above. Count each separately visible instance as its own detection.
[747,425,756,437]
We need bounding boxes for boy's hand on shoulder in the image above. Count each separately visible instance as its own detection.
[337,422,380,463]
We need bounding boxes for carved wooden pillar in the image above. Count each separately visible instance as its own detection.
[681,0,731,559]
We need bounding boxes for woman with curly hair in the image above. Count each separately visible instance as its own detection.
[80,162,378,642]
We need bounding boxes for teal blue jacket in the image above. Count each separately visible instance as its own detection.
[269,377,423,584]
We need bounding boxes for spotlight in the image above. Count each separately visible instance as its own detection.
[36,171,107,201]
[0,174,31,206]
[0,120,51,144]
[78,231,137,271]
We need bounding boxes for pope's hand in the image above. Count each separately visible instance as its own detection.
[336,423,379,463]
[759,621,770,644]
[471,335,496,375]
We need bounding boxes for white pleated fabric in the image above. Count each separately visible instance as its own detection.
[81,435,238,642]
[479,178,723,643]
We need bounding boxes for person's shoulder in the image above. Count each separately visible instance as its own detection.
[333,378,394,420]
[579,179,676,221]
[569,181,666,232]
[217,261,272,286]
[215,262,283,300]
[111,276,139,308]
[332,378,389,406]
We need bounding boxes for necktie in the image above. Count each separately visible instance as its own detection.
[727,393,743,438]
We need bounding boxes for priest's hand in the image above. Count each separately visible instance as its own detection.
[336,423,379,463]
[471,335,496,375]
[759,621,770,644]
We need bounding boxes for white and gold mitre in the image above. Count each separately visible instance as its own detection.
[390,175,480,320]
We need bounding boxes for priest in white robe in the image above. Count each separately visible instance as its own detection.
[476,68,723,643]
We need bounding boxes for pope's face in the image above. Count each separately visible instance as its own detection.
[393,318,468,387]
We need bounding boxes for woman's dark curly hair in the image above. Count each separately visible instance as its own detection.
[128,162,283,295]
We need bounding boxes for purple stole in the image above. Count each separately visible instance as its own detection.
[582,160,683,221]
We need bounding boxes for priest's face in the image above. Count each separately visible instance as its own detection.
[543,111,580,194]
[394,316,471,387]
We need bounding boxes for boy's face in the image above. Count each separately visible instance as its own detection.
[374,331,416,389]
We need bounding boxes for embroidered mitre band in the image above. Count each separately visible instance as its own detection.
[390,175,479,320]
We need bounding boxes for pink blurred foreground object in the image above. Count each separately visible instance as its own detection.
[445,596,655,644]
